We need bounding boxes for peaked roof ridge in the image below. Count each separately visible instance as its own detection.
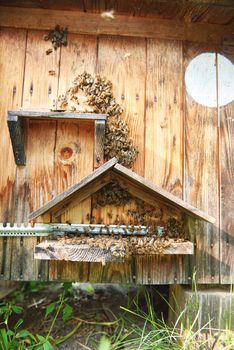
[29,157,118,220]
[29,158,215,223]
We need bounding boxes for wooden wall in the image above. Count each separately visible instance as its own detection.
[0,27,233,284]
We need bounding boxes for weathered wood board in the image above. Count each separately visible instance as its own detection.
[184,43,220,284]
[0,25,232,284]
[145,39,183,198]
[0,6,233,45]
[35,240,194,262]
[220,101,234,283]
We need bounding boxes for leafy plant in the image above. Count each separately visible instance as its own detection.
[0,291,76,350]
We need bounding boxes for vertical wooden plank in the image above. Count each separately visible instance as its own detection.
[220,102,234,283]
[145,39,183,198]
[23,30,60,109]
[1,238,13,280]
[92,35,146,237]
[27,120,57,214]
[0,28,26,280]
[184,44,219,283]
[54,121,94,195]
[0,28,26,223]
[97,35,146,176]
[55,33,96,224]
[135,255,190,285]
[49,261,89,282]
[49,33,97,279]
[94,120,105,168]
[10,238,23,280]
[22,29,60,280]
[58,33,97,89]
[142,39,186,284]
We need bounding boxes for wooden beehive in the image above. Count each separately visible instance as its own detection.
[0,0,233,284]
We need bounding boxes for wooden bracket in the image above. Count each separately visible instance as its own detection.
[7,114,26,165]
[7,110,107,165]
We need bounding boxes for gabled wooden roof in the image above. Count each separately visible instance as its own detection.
[29,158,215,223]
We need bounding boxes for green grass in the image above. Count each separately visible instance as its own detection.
[96,287,234,350]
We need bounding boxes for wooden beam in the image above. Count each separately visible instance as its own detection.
[34,240,194,262]
[0,6,233,45]
[0,1,233,11]
[35,241,122,263]
[8,110,107,120]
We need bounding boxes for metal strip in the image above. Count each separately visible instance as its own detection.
[0,223,165,237]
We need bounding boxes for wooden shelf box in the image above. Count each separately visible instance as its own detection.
[30,158,214,264]
[7,109,107,166]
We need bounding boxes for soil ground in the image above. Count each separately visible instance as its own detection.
[2,283,168,350]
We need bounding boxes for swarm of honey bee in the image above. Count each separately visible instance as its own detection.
[44,25,68,54]
[164,218,187,239]
[56,72,138,167]
[57,233,186,259]
[92,181,132,208]
[92,183,185,238]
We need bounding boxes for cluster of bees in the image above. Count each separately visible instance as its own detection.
[92,183,186,239]
[56,72,138,167]
[58,234,186,259]
[92,181,132,208]
[44,25,68,55]
[165,218,187,239]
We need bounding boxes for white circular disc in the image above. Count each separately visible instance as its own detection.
[185,53,234,108]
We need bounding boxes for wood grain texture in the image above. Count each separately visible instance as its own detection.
[0,1,233,24]
[97,35,146,175]
[58,33,97,90]
[0,6,233,44]
[0,28,26,281]
[93,35,146,230]
[220,102,234,283]
[23,30,60,109]
[0,27,229,284]
[35,241,123,262]
[135,255,193,284]
[0,28,26,223]
[54,121,94,194]
[8,110,107,120]
[184,44,219,283]
[145,39,183,198]
[35,240,193,262]
[113,165,214,222]
[21,29,60,279]
[29,158,117,219]
[94,120,105,168]
[56,33,98,227]
[29,160,214,222]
